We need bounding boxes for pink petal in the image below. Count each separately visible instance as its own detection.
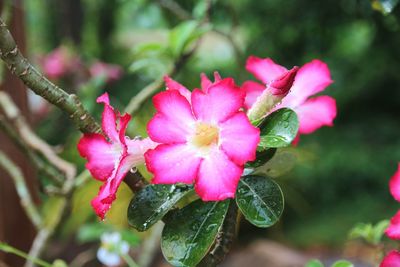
[380,250,400,267]
[295,96,337,134]
[241,80,265,110]
[200,72,222,93]
[386,210,400,240]
[146,144,201,184]
[389,163,400,202]
[91,155,132,219]
[200,73,213,92]
[219,112,260,165]
[125,137,158,165]
[97,93,119,143]
[77,133,121,181]
[191,78,244,124]
[117,113,131,145]
[147,90,196,144]
[280,59,333,108]
[164,75,192,102]
[246,56,287,84]
[195,147,243,201]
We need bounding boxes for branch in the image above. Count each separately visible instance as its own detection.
[0,151,42,229]
[158,0,191,20]
[0,18,100,134]
[0,116,64,185]
[0,18,147,192]
[0,91,76,181]
[198,201,238,267]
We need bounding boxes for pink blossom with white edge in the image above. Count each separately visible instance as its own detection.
[243,56,337,136]
[380,250,400,267]
[89,61,123,83]
[42,46,80,79]
[145,75,260,201]
[386,164,400,240]
[77,93,157,219]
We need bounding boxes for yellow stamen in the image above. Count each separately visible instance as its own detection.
[191,122,219,148]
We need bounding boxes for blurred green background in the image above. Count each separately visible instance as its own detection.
[24,0,400,255]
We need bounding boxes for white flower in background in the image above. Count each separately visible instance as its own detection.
[97,232,129,266]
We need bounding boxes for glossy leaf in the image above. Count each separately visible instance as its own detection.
[246,148,277,168]
[236,175,284,228]
[161,199,230,267]
[128,184,192,231]
[258,108,299,149]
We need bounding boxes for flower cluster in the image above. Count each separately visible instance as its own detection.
[381,164,400,267]
[78,56,337,219]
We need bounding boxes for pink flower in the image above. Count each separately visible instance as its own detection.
[145,75,260,201]
[89,61,123,83]
[78,93,157,219]
[386,164,400,240]
[380,250,400,267]
[243,56,337,135]
[42,46,80,79]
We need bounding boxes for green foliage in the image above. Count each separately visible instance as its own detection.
[161,199,230,267]
[331,260,354,267]
[77,223,140,246]
[246,148,277,168]
[129,20,210,79]
[236,175,284,227]
[348,220,389,245]
[305,259,354,267]
[127,184,193,231]
[305,260,324,267]
[168,20,209,58]
[258,108,299,150]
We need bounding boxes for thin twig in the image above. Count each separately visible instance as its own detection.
[0,151,42,229]
[0,18,100,134]
[0,116,64,185]
[158,0,191,20]
[24,229,51,267]
[0,91,76,181]
[0,242,51,267]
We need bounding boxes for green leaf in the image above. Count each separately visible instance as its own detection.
[168,20,210,58]
[254,148,297,177]
[331,260,354,267]
[246,148,277,168]
[236,175,284,227]
[161,199,230,267]
[305,259,324,267]
[258,108,299,149]
[372,220,389,244]
[128,184,192,231]
[52,260,68,267]
[348,220,389,245]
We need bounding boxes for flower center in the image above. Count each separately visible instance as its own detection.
[191,122,219,148]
